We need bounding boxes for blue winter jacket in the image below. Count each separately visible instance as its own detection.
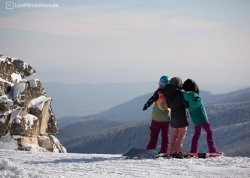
[182,91,208,126]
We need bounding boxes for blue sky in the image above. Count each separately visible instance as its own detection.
[0,0,250,93]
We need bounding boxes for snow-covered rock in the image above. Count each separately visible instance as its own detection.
[0,56,35,83]
[0,53,66,153]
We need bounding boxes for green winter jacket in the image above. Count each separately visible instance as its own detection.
[182,91,208,126]
[152,104,171,122]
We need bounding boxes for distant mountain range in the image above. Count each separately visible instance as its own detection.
[44,82,250,119]
[57,87,250,157]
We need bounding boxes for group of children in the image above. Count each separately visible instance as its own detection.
[143,75,221,155]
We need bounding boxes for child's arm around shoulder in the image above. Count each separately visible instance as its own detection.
[179,90,190,108]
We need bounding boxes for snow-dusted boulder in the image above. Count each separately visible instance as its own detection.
[0,55,35,83]
[0,53,66,153]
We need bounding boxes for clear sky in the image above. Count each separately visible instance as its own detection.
[0,0,250,93]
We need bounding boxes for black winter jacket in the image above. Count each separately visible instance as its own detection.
[162,84,189,128]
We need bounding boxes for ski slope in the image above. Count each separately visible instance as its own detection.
[0,149,250,178]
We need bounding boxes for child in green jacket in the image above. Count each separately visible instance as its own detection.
[143,75,171,154]
[182,79,221,154]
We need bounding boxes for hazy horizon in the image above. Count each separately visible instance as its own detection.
[1,0,250,94]
[43,80,249,96]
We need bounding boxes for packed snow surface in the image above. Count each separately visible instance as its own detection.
[0,149,250,178]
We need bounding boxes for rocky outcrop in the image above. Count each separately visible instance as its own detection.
[0,53,66,153]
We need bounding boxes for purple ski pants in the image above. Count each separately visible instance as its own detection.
[190,121,217,153]
[147,120,170,153]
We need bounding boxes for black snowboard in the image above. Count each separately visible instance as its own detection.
[122,147,159,159]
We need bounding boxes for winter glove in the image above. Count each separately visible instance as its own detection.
[143,104,148,111]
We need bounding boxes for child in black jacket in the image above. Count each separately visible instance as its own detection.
[163,77,189,153]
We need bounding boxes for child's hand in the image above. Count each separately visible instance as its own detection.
[143,104,148,111]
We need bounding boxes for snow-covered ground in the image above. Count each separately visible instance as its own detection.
[0,149,250,178]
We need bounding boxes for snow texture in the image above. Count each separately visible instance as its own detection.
[0,149,249,178]
[0,78,12,86]
[11,73,22,83]
[0,56,8,62]
[0,135,18,150]
[13,82,27,103]
[24,114,38,130]
[28,96,51,111]
[10,108,22,124]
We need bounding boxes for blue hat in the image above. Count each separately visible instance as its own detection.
[159,75,170,88]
